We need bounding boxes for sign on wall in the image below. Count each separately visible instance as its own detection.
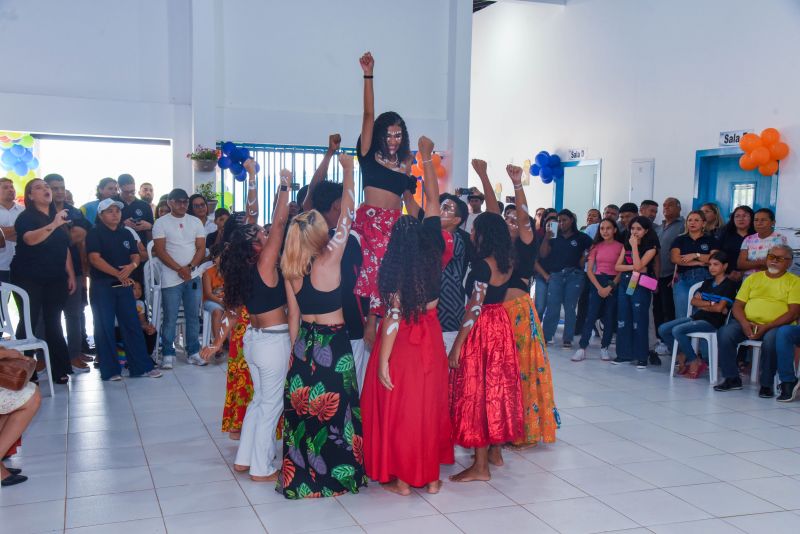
[719,129,753,147]
[564,147,588,161]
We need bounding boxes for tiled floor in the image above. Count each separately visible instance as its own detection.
[3,341,800,533]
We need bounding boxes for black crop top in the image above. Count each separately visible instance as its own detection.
[464,260,509,305]
[509,238,538,292]
[295,274,342,315]
[357,137,408,197]
[244,268,287,315]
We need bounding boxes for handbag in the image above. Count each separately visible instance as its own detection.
[626,271,659,295]
[0,357,37,391]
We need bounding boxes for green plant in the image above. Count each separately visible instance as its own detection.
[195,181,215,201]
[187,145,219,161]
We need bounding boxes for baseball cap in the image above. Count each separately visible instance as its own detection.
[167,188,190,201]
[98,198,124,212]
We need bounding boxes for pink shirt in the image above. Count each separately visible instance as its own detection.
[589,240,624,276]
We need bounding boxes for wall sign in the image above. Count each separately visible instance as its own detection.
[564,147,588,161]
[719,129,753,147]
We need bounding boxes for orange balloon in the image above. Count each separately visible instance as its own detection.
[739,133,763,153]
[435,165,446,179]
[411,164,422,177]
[432,153,442,167]
[758,159,779,176]
[415,152,423,164]
[750,146,770,165]
[739,153,758,171]
[769,141,789,160]
[761,128,780,146]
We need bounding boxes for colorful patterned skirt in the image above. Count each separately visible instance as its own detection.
[449,303,523,448]
[221,308,254,433]
[362,308,454,487]
[503,295,560,446]
[278,322,367,499]
[352,204,401,312]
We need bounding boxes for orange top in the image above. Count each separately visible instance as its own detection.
[204,264,225,301]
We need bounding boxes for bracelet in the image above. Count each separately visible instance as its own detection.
[363,75,374,79]
[422,158,432,164]
[280,185,288,191]
[513,184,523,190]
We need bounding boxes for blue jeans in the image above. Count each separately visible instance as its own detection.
[657,317,716,362]
[717,321,779,386]
[542,268,586,343]
[161,279,202,357]
[616,274,652,363]
[776,325,800,383]
[579,274,617,349]
[90,279,154,380]
[673,269,710,319]
[534,275,549,319]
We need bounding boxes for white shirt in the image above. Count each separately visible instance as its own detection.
[464,212,481,234]
[202,218,217,235]
[152,213,206,288]
[0,202,24,271]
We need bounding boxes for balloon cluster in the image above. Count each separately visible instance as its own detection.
[411,152,447,179]
[218,142,259,181]
[738,128,790,176]
[530,151,563,184]
[0,132,39,179]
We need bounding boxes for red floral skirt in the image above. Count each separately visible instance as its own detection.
[449,303,523,448]
[352,204,401,312]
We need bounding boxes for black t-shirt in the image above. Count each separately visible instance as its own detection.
[670,233,719,273]
[540,232,592,273]
[464,259,508,305]
[717,231,744,274]
[121,199,154,243]
[66,205,91,277]
[622,237,660,277]
[456,228,476,276]
[86,222,139,280]
[11,209,70,281]
[691,277,737,328]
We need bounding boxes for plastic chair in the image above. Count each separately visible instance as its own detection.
[202,310,212,347]
[737,339,762,384]
[669,281,722,384]
[0,283,55,398]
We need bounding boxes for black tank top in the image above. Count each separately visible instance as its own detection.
[357,137,408,197]
[244,267,287,314]
[295,274,342,315]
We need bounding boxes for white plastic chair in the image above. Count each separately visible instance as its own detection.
[0,283,55,397]
[202,310,212,347]
[669,281,721,384]
[737,339,762,384]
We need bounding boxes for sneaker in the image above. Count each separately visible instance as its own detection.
[654,341,669,355]
[571,349,586,362]
[600,348,611,361]
[108,375,122,382]
[758,386,774,399]
[144,369,163,378]
[187,353,208,366]
[71,364,91,374]
[562,341,573,349]
[648,351,662,366]
[777,380,800,402]
[161,356,175,370]
[713,377,743,391]
[636,361,647,369]
[610,357,628,365]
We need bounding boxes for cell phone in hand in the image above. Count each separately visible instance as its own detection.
[455,187,471,196]
[505,196,515,203]
[548,221,558,237]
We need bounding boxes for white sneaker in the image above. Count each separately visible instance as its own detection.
[144,369,163,378]
[187,353,208,366]
[571,349,586,362]
[161,356,175,370]
[654,342,669,355]
[600,348,611,361]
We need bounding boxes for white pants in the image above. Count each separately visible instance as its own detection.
[443,331,459,355]
[235,325,291,477]
[351,338,368,396]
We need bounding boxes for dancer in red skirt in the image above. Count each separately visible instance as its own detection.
[361,136,454,496]
[448,212,523,482]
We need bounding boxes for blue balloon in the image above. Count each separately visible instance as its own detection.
[21,149,33,163]
[217,156,232,169]
[222,142,235,156]
[229,162,243,176]
[541,175,554,184]
[238,147,250,161]
[10,144,25,157]
[554,166,564,179]
[229,147,245,163]
[548,154,561,167]
[13,161,28,176]
[535,153,549,167]
[233,170,247,182]
[1,150,15,166]
[531,164,541,176]
[29,157,39,170]
[541,165,553,178]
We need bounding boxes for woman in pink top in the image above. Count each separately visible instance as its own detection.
[573,219,623,361]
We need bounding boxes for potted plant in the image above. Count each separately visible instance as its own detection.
[195,182,217,211]
[187,145,219,172]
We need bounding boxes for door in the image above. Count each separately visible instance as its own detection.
[630,158,655,204]
[694,147,778,217]
[554,160,601,219]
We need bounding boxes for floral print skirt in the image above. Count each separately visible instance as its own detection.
[222,308,254,433]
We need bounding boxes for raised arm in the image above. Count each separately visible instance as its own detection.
[257,168,291,273]
[323,154,355,264]
[359,52,375,157]
[418,136,440,218]
[471,159,500,215]
[377,294,402,390]
[243,158,259,224]
[303,134,341,213]
[507,165,533,244]
[285,278,300,347]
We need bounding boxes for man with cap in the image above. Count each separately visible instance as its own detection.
[463,188,485,234]
[152,188,207,369]
[86,198,162,381]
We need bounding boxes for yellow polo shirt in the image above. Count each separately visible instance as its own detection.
[736,271,800,324]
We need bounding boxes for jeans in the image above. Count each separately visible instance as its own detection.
[673,269,711,319]
[63,277,85,361]
[161,279,202,357]
[202,300,224,313]
[534,275,549,319]
[616,275,652,363]
[653,275,676,341]
[90,279,154,380]
[657,317,716,362]
[542,269,586,343]
[717,321,779,386]
[775,325,800,384]
[575,280,591,335]
[579,274,617,349]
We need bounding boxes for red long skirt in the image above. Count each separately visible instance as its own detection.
[449,303,523,448]
[362,308,454,487]
[352,204,401,313]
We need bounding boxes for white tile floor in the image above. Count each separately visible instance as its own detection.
[3,341,800,534]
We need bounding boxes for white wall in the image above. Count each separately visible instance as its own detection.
[0,0,472,194]
[470,0,800,226]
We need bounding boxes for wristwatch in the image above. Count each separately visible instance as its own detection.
[695,253,700,260]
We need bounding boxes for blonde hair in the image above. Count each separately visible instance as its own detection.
[280,209,330,279]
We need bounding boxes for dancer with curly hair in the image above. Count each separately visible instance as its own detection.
[361,136,454,496]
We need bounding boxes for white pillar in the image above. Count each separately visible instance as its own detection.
[446,0,473,191]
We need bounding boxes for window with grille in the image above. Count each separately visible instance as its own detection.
[731,182,756,209]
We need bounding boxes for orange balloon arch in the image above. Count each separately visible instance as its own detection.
[738,128,790,176]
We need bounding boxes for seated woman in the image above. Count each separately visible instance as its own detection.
[738,208,788,278]
[0,348,42,487]
[202,244,226,355]
[670,210,719,319]
[658,252,737,378]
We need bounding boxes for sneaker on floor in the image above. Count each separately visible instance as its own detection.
[600,348,611,361]
[161,356,175,370]
[108,375,122,381]
[562,341,573,349]
[187,353,207,366]
[610,357,628,365]
[571,349,586,362]
[713,377,743,391]
[654,341,669,355]
[636,361,647,369]
[71,363,91,374]
[144,369,163,378]
[648,351,662,366]
[758,386,774,399]
[777,380,800,402]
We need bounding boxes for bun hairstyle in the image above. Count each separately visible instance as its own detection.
[280,209,330,279]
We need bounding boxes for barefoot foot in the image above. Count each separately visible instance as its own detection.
[426,480,443,494]
[449,465,490,482]
[488,446,504,466]
[233,464,249,472]
[381,479,411,496]
[250,471,279,482]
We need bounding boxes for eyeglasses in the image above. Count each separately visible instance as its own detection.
[191,203,207,209]
[766,254,791,262]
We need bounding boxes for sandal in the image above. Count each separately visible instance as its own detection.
[686,361,708,380]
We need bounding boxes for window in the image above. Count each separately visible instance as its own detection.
[731,182,756,209]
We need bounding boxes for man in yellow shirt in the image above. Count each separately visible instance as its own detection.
[715,245,800,396]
